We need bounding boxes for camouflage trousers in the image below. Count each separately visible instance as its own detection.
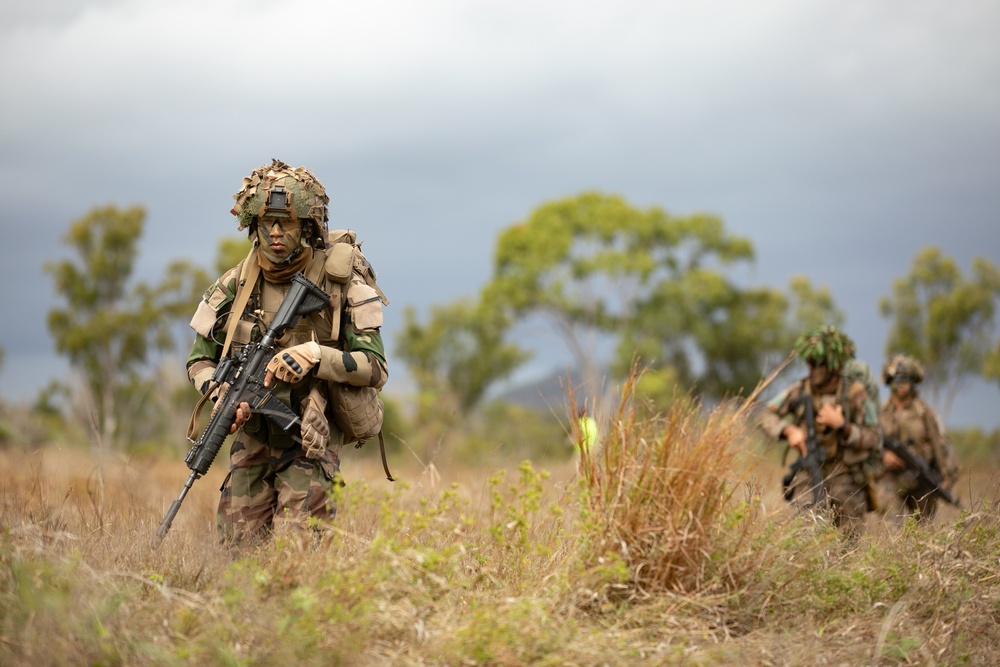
[217,432,342,543]
[876,470,938,524]
[788,465,871,538]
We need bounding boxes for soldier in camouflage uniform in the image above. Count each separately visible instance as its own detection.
[877,354,956,522]
[759,326,882,537]
[186,159,388,544]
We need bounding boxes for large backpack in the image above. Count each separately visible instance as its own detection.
[841,358,882,511]
[842,358,880,407]
[324,229,389,311]
[321,229,394,479]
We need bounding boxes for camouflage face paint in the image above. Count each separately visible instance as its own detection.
[891,377,914,398]
[257,216,304,263]
[809,363,833,387]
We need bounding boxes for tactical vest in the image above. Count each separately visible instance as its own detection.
[880,396,951,479]
[185,229,392,477]
[226,229,387,353]
[797,375,874,467]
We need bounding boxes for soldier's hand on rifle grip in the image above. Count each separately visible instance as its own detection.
[230,401,251,434]
[265,341,322,384]
[783,424,807,456]
[816,402,846,431]
[883,449,905,470]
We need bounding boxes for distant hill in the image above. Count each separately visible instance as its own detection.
[495,368,611,413]
[496,370,571,410]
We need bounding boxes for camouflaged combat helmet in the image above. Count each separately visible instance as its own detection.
[231,159,330,248]
[881,354,925,385]
[793,325,856,371]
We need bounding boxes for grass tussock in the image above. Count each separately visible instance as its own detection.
[575,372,761,599]
[2,383,999,665]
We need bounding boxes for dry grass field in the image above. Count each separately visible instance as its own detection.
[2,396,999,666]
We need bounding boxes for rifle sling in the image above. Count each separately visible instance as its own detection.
[221,252,261,359]
[186,252,261,441]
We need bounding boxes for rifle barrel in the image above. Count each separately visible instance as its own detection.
[156,470,198,539]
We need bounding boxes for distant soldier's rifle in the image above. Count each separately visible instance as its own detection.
[883,436,960,508]
[156,273,330,540]
[781,394,828,508]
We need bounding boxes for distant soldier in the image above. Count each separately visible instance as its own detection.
[759,326,882,537]
[877,354,959,522]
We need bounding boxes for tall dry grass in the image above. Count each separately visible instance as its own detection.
[2,383,999,665]
[574,372,763,598]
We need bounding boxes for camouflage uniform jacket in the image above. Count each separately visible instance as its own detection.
[760,375,882,473]
[186,245,387,450]
[879,396,946,472]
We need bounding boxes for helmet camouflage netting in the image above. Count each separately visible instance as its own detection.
[231,159,329,247]
[793,325,856,371]
[881,354,925,385]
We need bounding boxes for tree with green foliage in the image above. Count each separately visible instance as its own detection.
[788,274,845,332]
[45,205,208,448]
[396,298,530,417]
[986,344,1000,389]
[486,191,829,401]
[880,246,1000,421]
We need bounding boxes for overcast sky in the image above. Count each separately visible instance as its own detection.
[2,0,998,427]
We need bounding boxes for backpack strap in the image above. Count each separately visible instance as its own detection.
[378,431,395,481]
[220,250,260,359]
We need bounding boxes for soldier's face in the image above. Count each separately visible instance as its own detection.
[892,378,913,398]
[808,362,833,386]
[257,215,303,260]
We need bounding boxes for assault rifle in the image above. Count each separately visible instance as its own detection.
[781,395,828,508]
[883,436,960,508]
[156,273,331,539]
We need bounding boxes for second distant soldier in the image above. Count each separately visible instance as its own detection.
[877,354,959,522]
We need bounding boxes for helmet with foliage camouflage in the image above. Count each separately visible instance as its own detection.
[230,159,329,248]
[881,354,925,385]
[793,325,856,371]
